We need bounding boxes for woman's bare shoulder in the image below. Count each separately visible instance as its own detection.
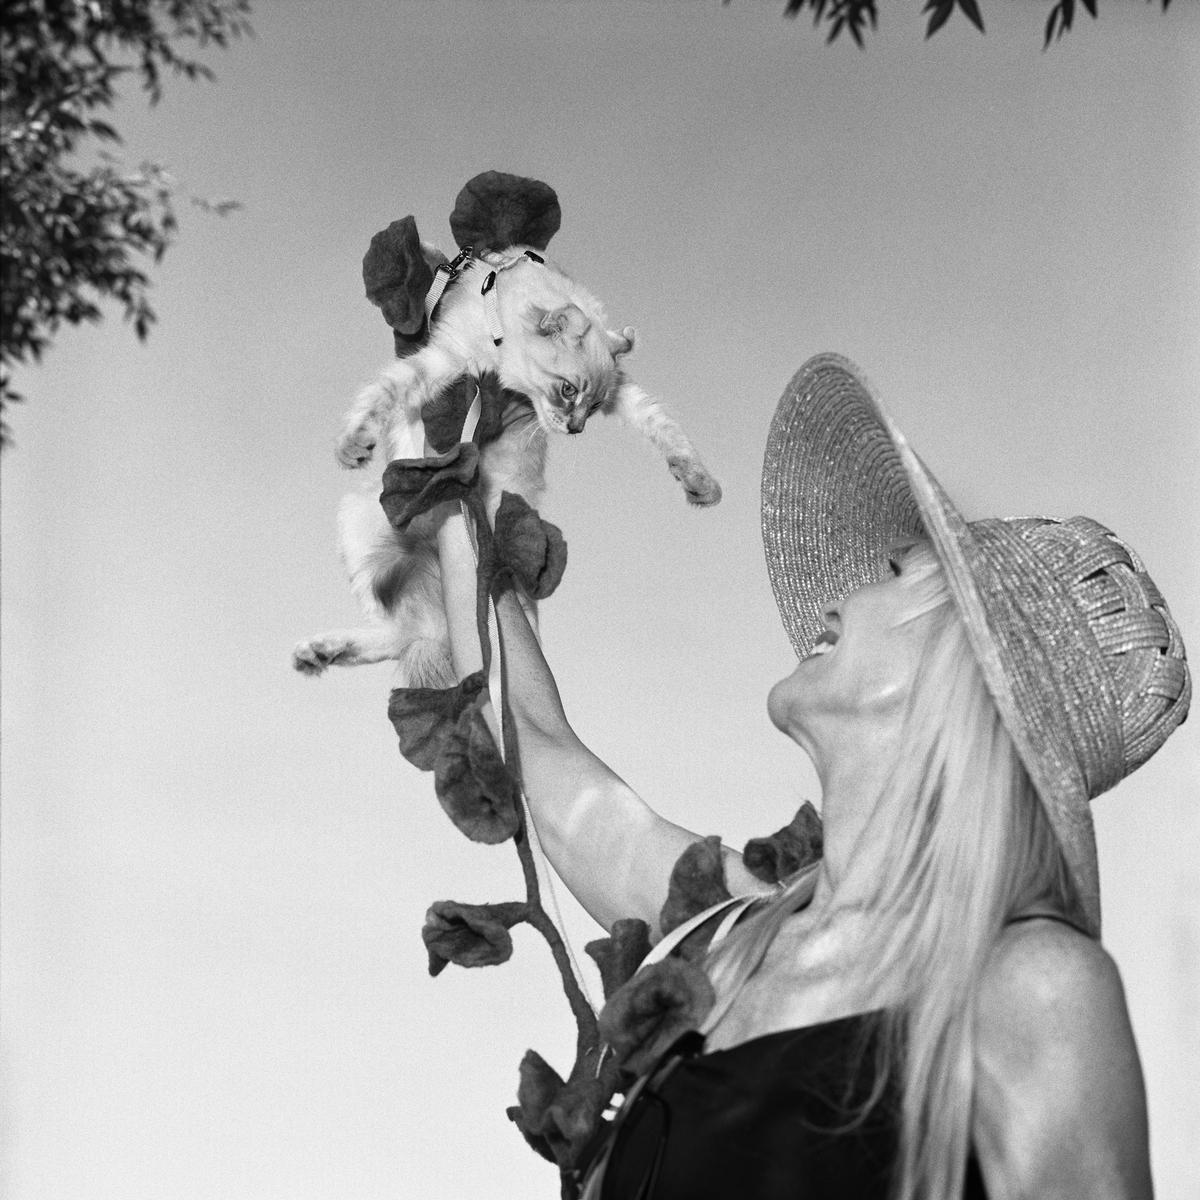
[980,917,1125,1027]
[972,918,1152,1199]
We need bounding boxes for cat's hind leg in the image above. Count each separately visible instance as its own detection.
[292,490,454,687]
[292,623,405,675]
[292,490,408,675]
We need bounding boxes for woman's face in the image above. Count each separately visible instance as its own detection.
[767,551,936,753]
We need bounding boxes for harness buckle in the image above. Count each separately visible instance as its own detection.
[439,246,474,278]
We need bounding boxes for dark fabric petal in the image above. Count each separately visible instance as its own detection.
[493,491,568,599]
[506,1051,611,1169]
[420,372,535,454]
[471,372,535,448]
[658,835,732,937]
[433,692,521,843]
[391,327,428,360]
[421,899,527,976]
[361,215,439,336]
[387,671,486,772]
[742,801,824,884]
[421,375,479,455]
[598,957,716,1077]
[379,442,480,530]
[585,919,653,1001]
[449,171,561,253]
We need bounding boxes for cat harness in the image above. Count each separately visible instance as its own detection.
[422,245,546,348]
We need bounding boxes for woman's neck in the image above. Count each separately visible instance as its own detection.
[808,734,903,913]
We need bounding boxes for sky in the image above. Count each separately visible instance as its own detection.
[2,2,1198,1197]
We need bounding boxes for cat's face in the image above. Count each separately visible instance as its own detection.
[503,304,635,435]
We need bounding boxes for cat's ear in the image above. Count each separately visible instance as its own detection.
[607,326,636,359]
[527,303,590,341]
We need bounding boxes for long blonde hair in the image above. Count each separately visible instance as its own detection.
[706,543,1079,1200]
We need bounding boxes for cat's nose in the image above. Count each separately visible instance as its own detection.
[566,410,587,434]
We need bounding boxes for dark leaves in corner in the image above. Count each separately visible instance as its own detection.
[422,899,528,976]
[585,919,653,1001]
[492,491,567,599]
[433,689,522,844]
[777,0,879,46]
[598,957,716,1077]
[922,0,984,39]
[379,442,480,531]
[658,835,732,937]
[387,670,486,772]
[742,801,824,885]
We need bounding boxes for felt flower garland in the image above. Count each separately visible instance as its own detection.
[364,173,826,1196]
[380,370,825,1198]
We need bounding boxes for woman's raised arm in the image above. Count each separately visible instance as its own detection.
[435,503,762,933]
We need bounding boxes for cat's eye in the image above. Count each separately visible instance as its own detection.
[560,381,578,400]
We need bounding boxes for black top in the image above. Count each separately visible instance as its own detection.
[596,1012,988,1200]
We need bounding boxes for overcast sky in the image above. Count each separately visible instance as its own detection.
[3,2,1198,1198]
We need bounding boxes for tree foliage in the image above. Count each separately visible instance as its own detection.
[0,0,251,443]
[768,0,1175,47]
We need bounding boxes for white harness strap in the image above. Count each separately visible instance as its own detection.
[637,893,763,970]
[479,248,545,347]
[423,246,475,324]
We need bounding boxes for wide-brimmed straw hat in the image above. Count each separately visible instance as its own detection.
[761,353,1191,937]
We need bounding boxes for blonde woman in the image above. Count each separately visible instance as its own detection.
[434,354,1189,1199]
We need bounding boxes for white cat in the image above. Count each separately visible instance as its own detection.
[293,246,721,687]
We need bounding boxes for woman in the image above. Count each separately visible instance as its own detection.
[434,354,1189,1198]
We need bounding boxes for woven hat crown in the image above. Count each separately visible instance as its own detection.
[1007,515,1190,788]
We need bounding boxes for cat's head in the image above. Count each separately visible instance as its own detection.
[502,302,635,435]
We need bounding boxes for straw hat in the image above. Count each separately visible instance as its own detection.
[761,354,1191,936]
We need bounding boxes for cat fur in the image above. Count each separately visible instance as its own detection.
[293,247,721,687]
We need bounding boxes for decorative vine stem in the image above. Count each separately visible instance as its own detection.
[465,490,601,1057]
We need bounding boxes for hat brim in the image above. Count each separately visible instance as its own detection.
[760,354,1101,936]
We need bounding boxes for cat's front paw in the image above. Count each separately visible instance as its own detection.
[293,634,353,675]
[335,418,378,469]
[668,457,722,507]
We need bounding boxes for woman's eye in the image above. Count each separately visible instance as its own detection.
[887,556,902,577]
[560,381,578,399]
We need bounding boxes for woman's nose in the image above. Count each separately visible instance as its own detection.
[821,600,841,628]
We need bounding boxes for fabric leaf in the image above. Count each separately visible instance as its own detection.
[422,371,534,454]
[742,801,824,885]
[379,442,480,531]
[387,670,486,772]
[433,691,522,843]
[361,215,438,336]
[658,835,732,937]
[449,171,561,254]
[422,899,528,977]
[597,957,716,1077]
[492,491,567,599]
[506,1051,612,1169]
[585,919,653,1001]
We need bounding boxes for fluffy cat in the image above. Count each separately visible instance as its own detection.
[293,246,721,687]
